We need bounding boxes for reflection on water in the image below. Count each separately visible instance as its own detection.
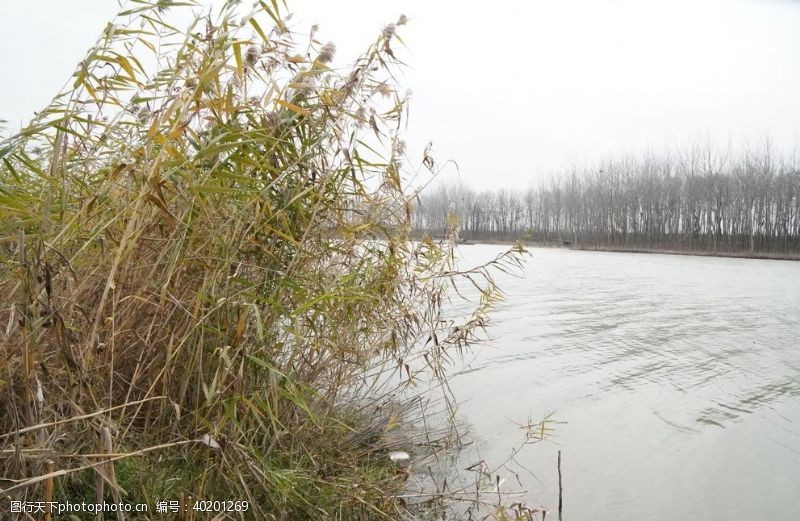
[448,245,800,521]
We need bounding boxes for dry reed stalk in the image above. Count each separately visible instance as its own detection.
[43,459,54,521]
[0,1,527,518]
[557,450,563,520]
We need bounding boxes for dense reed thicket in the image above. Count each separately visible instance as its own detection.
[0,2,527,519]
[415,145,800,256]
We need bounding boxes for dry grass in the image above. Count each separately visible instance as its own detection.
[0,1,529,519]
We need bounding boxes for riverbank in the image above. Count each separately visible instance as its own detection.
[453,238,800,261]
[568,245,800,261]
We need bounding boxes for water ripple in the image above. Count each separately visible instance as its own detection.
[447,245,800,521]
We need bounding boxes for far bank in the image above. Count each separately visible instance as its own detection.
[418,234,800,261]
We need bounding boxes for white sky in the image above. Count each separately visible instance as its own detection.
[2,0,800,189]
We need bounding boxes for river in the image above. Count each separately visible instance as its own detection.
[446,245,800,520]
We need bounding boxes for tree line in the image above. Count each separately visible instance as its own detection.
[413,145,800,255]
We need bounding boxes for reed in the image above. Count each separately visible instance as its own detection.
[0,1,528,519]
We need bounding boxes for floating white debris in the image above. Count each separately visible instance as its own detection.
[388,451,410,465]
[199,433,221,450]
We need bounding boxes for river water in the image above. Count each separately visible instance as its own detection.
[447,245,800,520]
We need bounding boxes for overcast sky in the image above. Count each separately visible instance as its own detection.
[2,0,800,189]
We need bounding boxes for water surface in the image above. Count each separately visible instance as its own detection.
[449,245,800,520]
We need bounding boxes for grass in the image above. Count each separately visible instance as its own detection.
[0,1,532,519]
